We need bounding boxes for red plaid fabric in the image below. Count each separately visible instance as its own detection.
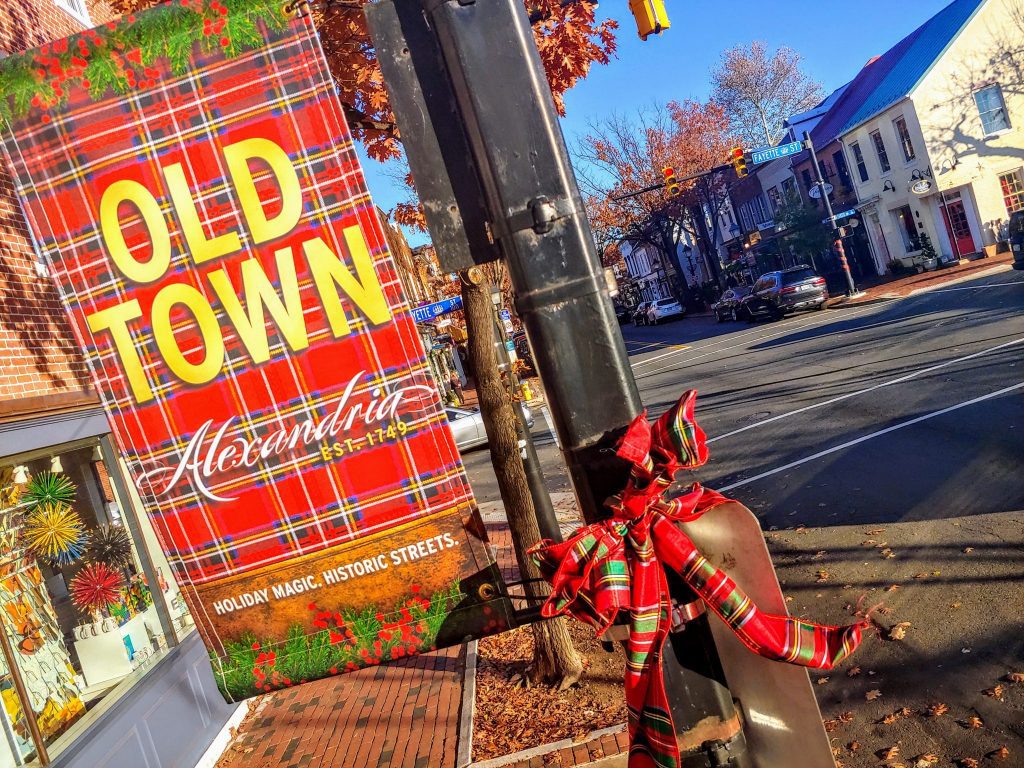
[531,391,867,768]
[0,8,474,592]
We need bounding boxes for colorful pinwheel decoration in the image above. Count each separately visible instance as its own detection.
[69,563,124,615]
[87,524,134,569]
[21,471,76,509]
[23,503,87,566]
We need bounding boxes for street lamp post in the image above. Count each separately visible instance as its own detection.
[804,132,860,297]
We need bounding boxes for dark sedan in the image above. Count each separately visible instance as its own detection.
[712,286,752,322]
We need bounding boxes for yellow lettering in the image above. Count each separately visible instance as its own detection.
[223,137,302,245]
[99,180,171,284]
[85,300,154,403]
[208,248,309,364]
[151,283,224,387]
[163,162,242,265]
[305,227,391,338]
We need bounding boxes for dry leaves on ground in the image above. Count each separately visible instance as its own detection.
[1006,671,1024,683]
[847,666,862,677]
[885,584,900,592]
[877,745,900,760]
[961,716,984,729]
[816,676,829,685]
[880,707,914,725]
[958,759,979,768]
[988,747,1010,760]
[815,569,830,582]
[927,702,950,717]
[912,754,939,767]
[866,689,883,701]
[983,685,1006,700]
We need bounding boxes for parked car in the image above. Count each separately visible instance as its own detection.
[632,301,653,326]
[614,304,633,324]
[1011,210,1024,270]
[740,266,829,321]
[647,298,685,324]
[446,405,534,451]
[712,286,752,322]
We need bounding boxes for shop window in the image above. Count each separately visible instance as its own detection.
[975,84,1011,135]
[999,169,1024,214]
[833,150,852,190]
[781,176,799,203]
[892,205,920,253]
[894,116,916,162]
[766,186,782,214]
[0,444,193,764]
[850,142,869,182]
[871,130,891,173]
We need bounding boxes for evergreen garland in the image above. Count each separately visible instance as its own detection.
[0,0,292,123]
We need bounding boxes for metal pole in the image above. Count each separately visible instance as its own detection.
[490,312,562,543]
[413,0,749,762]
[804,132,858,296]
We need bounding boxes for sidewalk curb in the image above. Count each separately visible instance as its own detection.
[457,640,478,768]
[905,262,1012,296]
[192,700,252,768]
[469,724,626,768]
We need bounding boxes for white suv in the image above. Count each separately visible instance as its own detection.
[647,298,684,325]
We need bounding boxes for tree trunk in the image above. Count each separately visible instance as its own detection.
[460,273,584,690]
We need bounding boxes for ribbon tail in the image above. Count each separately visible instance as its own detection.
[653,516,867,670]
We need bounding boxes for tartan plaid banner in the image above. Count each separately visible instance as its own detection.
[0,0,508,701]
[530,391,867,768]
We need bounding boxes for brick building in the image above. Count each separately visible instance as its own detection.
[0,3,236,767]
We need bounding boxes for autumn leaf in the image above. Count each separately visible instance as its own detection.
[885,584,900,592]
[927,702,949,717]
[816,676,829,685]
[877,745,900,760]
[865,689,882,701]
[1005,672,1024,683]
[983,685,1005,700]
[888,622,912,641]
[880,548,896,559]
[846,666,862,678]
[847,740,860,752]
[912,754,939,767]
[812,550,827,560]
[988,746,1010,760]
[962,547,974,553]
[838,711,854,723]
[961,716,983,729]
[958,759,979,768]
[866,528,886,534]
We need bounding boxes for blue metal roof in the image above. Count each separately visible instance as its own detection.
[840,0,986,134]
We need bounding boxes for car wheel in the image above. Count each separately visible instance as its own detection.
[815,302,826,311]
[715,311,724,323]
[729,308,737,322]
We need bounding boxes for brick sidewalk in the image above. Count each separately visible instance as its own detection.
[217,646,465,768]
[830,251,1013,306]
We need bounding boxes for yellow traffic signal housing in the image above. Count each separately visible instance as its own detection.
[629,0,670,41]
[662,166,681,196]
[730,146,749,178]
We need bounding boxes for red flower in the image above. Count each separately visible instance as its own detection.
[251,641,260,650]
[375,613,384,622]
[410,584,421,593]
[329,667,338,675]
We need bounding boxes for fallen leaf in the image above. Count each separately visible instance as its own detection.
[823,718,841,732]
[913,754,939,767]
[958,759,979,768]
[815,569,830,583]
[983,685,1005,700]
[928,702,949,717]
[877,745,900,760]
[881,548,896,559]
[962,547,974,553]
[913,572,929,579]
[898,707,913,717]
[988,746,1010,760]
[888,622,912,641]
[866,689,883,701]
[838,711,854,723]
[881,711,902,725]
[1006,672,1024,683]
[886,584,900,592]
[812,550,827,560]
[847,666,862,678]
[816,676,829,685]
[866,528,885,534]
[847,740,860,752]
[951,602,962,609]
[962,716,983,729]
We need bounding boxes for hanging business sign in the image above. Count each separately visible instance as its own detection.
[910,178,934,195]
[0,0,510,702]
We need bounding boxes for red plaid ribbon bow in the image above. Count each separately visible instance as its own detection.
[529,391,867,768]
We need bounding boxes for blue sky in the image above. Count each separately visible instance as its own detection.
[360,0,953,246]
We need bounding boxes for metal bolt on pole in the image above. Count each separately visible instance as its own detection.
[804,132,859,297]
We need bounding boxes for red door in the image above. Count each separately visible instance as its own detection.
[941,199,976,257]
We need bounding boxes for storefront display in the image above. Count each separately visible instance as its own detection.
[0,444,192,764]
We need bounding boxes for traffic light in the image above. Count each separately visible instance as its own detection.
[662,166,681,196]
[629,0,670,40]
[730,146,749,178]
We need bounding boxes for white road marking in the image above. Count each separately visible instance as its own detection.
[634,304,904,379]
[708,336,1024,443]
[929,280,1024,293]
[630,306,886,370]
[718,381,1024,493]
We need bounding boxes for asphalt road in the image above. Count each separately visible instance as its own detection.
[462,267,1024,530]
